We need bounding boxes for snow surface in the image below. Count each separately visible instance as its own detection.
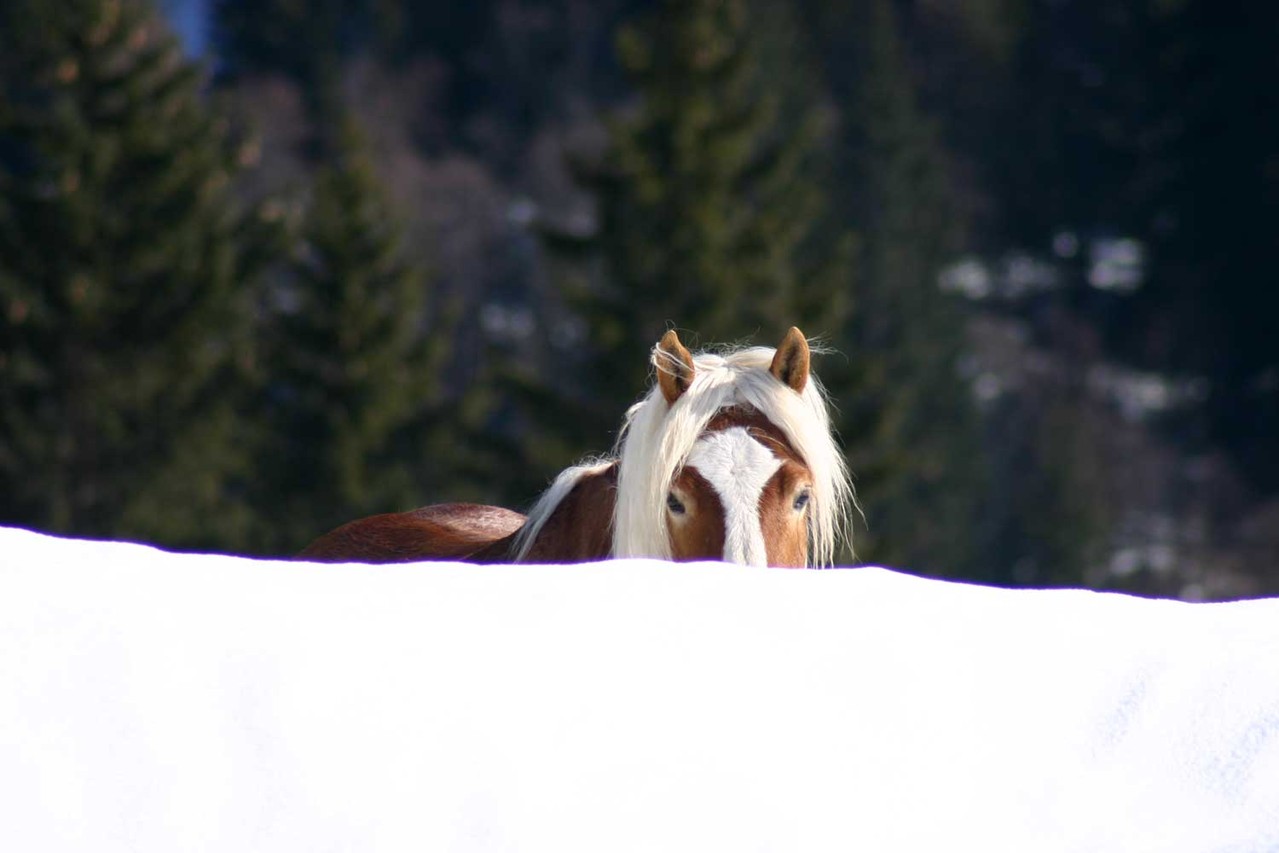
[2,526,1278,852]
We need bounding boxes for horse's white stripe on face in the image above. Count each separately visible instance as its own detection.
[685,427,781,566]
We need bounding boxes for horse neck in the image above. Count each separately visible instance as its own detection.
[516,463,618,563]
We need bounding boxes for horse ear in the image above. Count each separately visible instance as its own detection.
[655,329,696,405]
[770,326,810,394]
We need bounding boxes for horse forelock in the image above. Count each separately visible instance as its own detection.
[614,344,854,567]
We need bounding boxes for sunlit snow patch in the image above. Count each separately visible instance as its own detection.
[2,527,1277,852]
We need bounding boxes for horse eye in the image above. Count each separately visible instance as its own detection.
[793,489,811,512]
[667,493,687,515]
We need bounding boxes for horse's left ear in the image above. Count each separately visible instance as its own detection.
[770,327,810,394]
[656,329,696,405]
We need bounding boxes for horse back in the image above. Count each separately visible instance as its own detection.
[298,503,526,563]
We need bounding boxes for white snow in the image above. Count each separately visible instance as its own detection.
[2,526,1278,852]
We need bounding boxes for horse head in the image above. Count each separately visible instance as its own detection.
[608,327,853,568]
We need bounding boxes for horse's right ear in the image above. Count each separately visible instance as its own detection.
[655,330,696,405]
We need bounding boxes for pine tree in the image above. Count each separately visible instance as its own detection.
[607,0,843,339]
[259,115,442,551]
[531,0,850,461]
[0,0,276,550]
[822,0,989,575]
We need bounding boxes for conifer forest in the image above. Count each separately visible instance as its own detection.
[2,0,1276,598]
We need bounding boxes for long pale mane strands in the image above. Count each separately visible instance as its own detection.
[511,459,614,561]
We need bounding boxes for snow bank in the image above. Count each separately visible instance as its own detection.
[2,526,1278,852]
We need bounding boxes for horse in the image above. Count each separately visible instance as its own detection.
[299,327,854,567]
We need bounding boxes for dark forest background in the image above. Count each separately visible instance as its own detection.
[2,0,1276,599]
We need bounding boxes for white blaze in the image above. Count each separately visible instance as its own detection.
[685,427,782,566]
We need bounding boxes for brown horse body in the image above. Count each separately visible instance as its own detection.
[298,503,527,563]
[298,469,619,564]
[299,328,853,567]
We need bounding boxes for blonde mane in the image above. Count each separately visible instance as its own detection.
[511,458,614,561]
[514,340,855,567]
